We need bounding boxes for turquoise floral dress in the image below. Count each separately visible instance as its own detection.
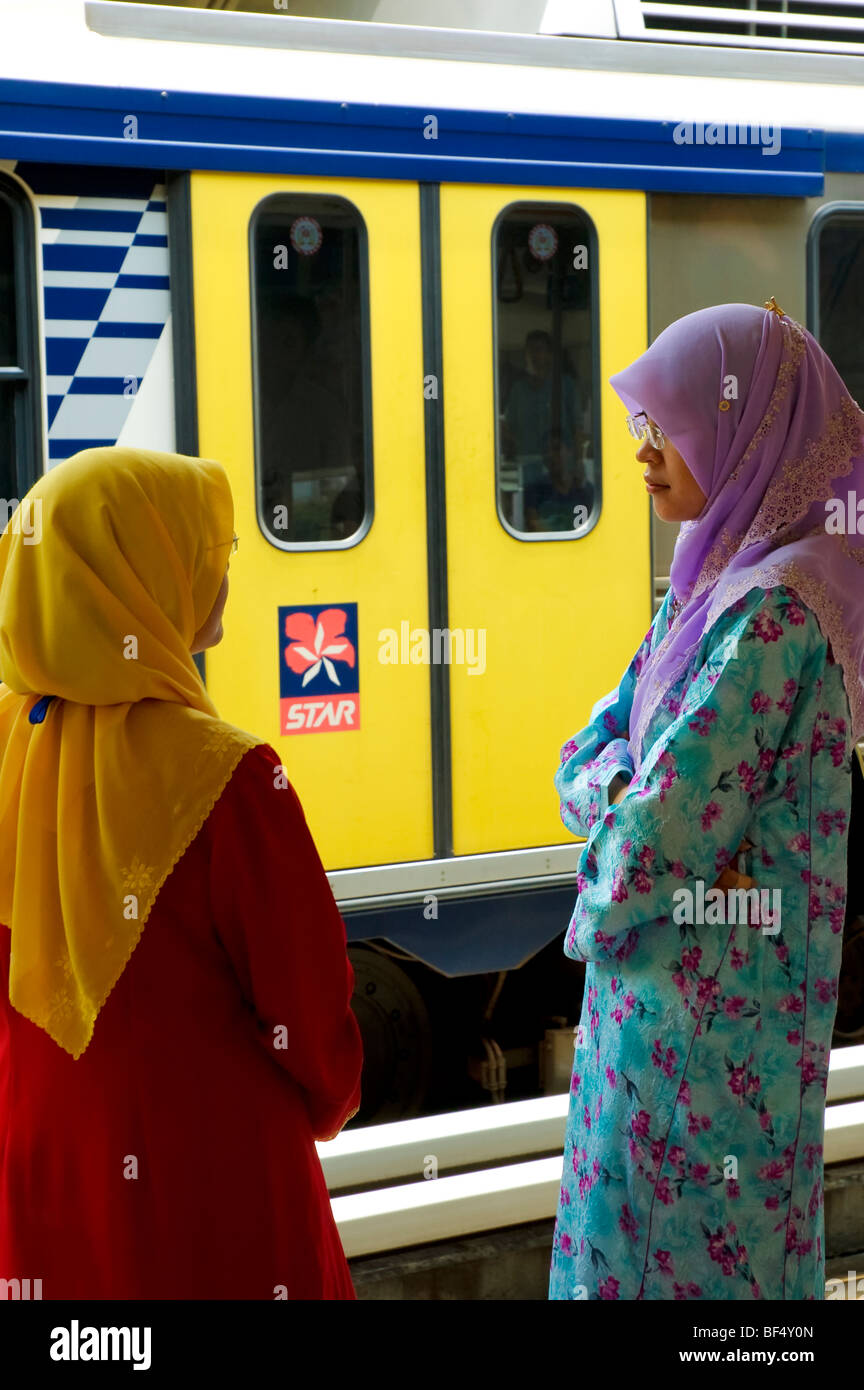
[549,584,852,1301]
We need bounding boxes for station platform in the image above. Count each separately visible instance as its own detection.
[348,1158,864,1300]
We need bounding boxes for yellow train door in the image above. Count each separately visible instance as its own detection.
[438,185,650,856]
[191,173,432,868]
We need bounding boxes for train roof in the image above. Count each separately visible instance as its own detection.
[0,0,862,195]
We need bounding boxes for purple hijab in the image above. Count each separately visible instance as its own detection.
[610,302,864,773]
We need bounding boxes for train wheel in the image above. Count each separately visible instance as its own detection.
[347,945,434,1125]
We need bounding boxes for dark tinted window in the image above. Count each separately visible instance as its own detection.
[0,178,40,502]
[0,195,17,498]
[494,204,599,539]
[251,196,371,547]
[813,209,864,407]
[0,388,16,501]
[0,198,17,368]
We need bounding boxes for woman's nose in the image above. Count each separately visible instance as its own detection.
[635,436,656,464]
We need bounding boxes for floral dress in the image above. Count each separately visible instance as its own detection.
[549,584,852,1301]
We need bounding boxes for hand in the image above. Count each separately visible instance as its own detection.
[712,840,755,892]
[609,774,629,806]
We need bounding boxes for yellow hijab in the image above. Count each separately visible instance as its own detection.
[0,447,264,1058]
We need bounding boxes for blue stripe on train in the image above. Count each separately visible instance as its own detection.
[44,287,111,319]
[39,208,143,232]
[92,321,163,338]
[43,244,128,272]
[68,377,143,393]
[114,274,170,289]
[48,439,118,460]
[45,339,89,374]
[0,78,828,197]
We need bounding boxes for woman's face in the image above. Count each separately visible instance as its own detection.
[190,564,229,655]
[636,418,707,523]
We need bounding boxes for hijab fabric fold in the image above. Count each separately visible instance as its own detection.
[0,448,264,1058]
[610,303,864,774]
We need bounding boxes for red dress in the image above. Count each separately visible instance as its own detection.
[0,742,363,1299]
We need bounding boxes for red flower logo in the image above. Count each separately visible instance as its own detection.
[284,609,356,688]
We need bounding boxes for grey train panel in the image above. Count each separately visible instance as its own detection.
[646,174,864,600]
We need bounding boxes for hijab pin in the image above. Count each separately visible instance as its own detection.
[763,296,785,317]
[28,695,56,725]
[718,401,731,412]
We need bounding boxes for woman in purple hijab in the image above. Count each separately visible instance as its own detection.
[549,301,864,1301]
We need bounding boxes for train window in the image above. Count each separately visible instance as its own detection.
[0,177,41,502]
[809,206,864,407]
[0,199,18,368]
[493,203,599,540]
[250,195,372,548]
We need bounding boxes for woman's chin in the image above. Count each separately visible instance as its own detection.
[651,492,674,521]
[652,493,691,523]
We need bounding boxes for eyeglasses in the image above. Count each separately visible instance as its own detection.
[207,534,239,553]
[626,413,666,450]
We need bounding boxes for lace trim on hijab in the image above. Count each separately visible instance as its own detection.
[691,527,737,600]
[727,318,807,486]
[742,394,864,547]
[634,570,856,773]
[839,525,864,568]
[702,562,859,742]
[634,319,807,752]
[690,319,807,602]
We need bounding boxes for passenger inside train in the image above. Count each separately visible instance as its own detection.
[523,427,595,531]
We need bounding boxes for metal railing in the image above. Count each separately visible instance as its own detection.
[319,1044,864,1257]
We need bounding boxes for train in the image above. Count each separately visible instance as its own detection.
[2,0,864,1124]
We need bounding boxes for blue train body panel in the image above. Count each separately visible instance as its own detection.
[0,78,828,194]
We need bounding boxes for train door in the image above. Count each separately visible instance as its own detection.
[438,185,650,855]
[190,173,432,869]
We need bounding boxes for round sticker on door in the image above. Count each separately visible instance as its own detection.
[527,223,557,261]
[289,216,323,256]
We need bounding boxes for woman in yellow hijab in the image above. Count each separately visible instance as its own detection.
[0,447,363,1299]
